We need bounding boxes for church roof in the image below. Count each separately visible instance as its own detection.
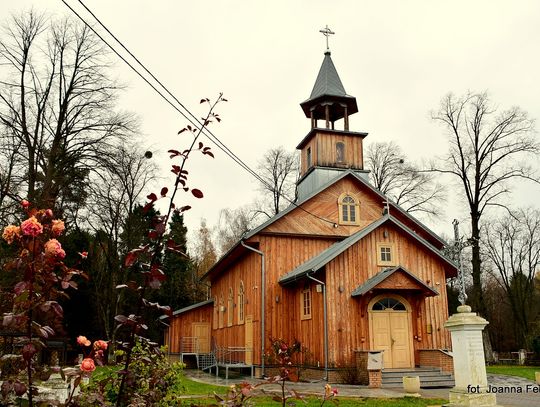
[244,169,446,247]
[351,266,439,297]
[278,215,457,285]
[202,170,452,281]
[159,299,214,320]
[309,51,348,99]
[300,51,358,120]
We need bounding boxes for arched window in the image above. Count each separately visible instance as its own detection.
[213,297,218,330]
[301,285,312,320]
[371,297,407,311]
[218,294,224,328]
[238,281,245,324]
[338,193,359,225]
[336,142,345,163]
[227,288,234,327]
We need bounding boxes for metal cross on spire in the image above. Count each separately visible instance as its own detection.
[319,25,335,51]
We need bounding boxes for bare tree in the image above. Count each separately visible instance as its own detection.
[215,205,258,254]
[365,141,444,217]
[0,11,134,214]
[191,218,218,278]
[484,209,540,348]
[83,144,157,342]
[256,146,298,217]
[431,91,539,315]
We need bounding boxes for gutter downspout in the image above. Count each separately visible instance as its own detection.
[241,240,265,378]
[307,272,328,381]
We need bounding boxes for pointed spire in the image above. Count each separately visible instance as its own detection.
[300,50,358,130]
[309,51,347,99]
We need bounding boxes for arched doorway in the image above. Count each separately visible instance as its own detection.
[368,294,414,369]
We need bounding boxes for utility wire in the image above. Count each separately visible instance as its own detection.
[62,0,337,226]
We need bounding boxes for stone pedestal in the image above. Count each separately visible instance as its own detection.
[444,305,500,406]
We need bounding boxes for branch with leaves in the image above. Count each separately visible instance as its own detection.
[114,94,225,406]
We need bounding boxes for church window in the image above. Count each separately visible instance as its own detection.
[338,193,359,225]
[377,243,396,266]
[213,297,218,330]
[301,286,312,320]
[218,294,224,328]
[227,287,234,327]
[307,147,312,168]
[238,281,245,324]
[336,142,345,163]
[372,297,406,311]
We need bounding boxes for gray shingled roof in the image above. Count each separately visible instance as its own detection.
[278,215,456,285]
[159,298,214,320]
[351,266,439,297]
[309,51,347,99]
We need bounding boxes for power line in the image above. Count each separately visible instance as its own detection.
[61,0,336,226]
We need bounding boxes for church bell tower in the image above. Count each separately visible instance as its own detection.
[296,27,369,200]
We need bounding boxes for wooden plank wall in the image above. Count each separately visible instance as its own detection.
[323,223,451,366]
[299,137,317,176]
[315,133,363,170]
[209,236,336,366]
[265,177,382,237]
[166,304,213,353]
[204,177,452,368]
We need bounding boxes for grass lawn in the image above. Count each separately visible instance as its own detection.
[88,367,447,406]
[176,396,448,406]
[174,375,446,405]
[176,373,228,395]
[486,365,539,381]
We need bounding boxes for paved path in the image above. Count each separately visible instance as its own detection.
[186,370,540,406]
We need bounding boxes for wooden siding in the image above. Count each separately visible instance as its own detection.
[208,221,451,368]
[323,223,451,366]
[264,175,443,248]
[314,132,363,170]
[299,130,364,177]
[165,303,213,353]
[300,137,318,176]
[180,173,452,369]
[209,236,335,366]
[264,177,383,237]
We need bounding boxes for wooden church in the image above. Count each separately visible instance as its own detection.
[164,45,457,382]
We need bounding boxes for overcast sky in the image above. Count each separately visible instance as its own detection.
[5,0,540,244]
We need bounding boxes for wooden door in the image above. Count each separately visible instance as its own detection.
[371,312,392,367]
[192,322,210,353]
[369,298,413,369]
[245,315,253,365]
[389,313,412,368]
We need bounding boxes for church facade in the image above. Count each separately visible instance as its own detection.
[164,48,457,377]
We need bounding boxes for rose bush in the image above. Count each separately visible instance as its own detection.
[1,202,86,406]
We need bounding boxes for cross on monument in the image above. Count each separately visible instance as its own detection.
[319,25,335,50]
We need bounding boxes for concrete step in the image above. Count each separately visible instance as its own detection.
[382,368,455,388]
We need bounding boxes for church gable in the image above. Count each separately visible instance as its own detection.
[262,175,385,237]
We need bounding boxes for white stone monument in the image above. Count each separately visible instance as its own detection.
[444,305,500,406]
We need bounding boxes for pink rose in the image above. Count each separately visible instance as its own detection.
[20,216,43,237]
[2,225,20,244]
[80,358,95,372]
[77,336,91,347]
[44,239,66,259]
[93,340,108,350]
[51,219,65,236]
